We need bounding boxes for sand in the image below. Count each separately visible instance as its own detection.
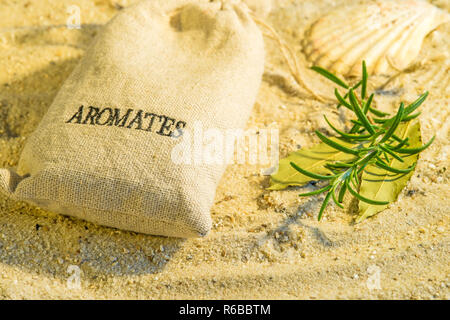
[0,0,448,299]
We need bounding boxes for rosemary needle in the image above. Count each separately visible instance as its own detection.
[289,61,434,221]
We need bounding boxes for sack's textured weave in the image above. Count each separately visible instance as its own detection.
[0,0,264,237]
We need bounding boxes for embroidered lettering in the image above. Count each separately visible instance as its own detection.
[66,105,187,138]
[109,108,133,127]
[66,105,84,124]
[82,106,100,125]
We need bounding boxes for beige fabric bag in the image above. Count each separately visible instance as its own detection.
[0,0,264,237]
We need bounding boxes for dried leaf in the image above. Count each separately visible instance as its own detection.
[269,138,355,190]
[356,121,422,222]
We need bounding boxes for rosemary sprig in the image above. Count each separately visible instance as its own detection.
[290,62,434,220]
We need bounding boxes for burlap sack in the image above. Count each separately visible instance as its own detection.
[0,0,264,237]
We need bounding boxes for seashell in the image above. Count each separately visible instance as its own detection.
[302,0,450,77]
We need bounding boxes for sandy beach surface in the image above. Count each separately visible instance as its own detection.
[0,0,449,299]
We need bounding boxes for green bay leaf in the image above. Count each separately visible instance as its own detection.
[269,138,356,190]
[356,121,422,223]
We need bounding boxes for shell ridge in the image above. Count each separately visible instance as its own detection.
[312,9,416,68]
[302,0,450,76]
[330,11,418,75]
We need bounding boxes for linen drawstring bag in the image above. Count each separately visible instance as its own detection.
[0,0,265,237]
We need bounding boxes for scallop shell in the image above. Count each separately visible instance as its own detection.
[302,0,450,77]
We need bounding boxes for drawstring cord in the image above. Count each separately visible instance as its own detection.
[250,13,327,102]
